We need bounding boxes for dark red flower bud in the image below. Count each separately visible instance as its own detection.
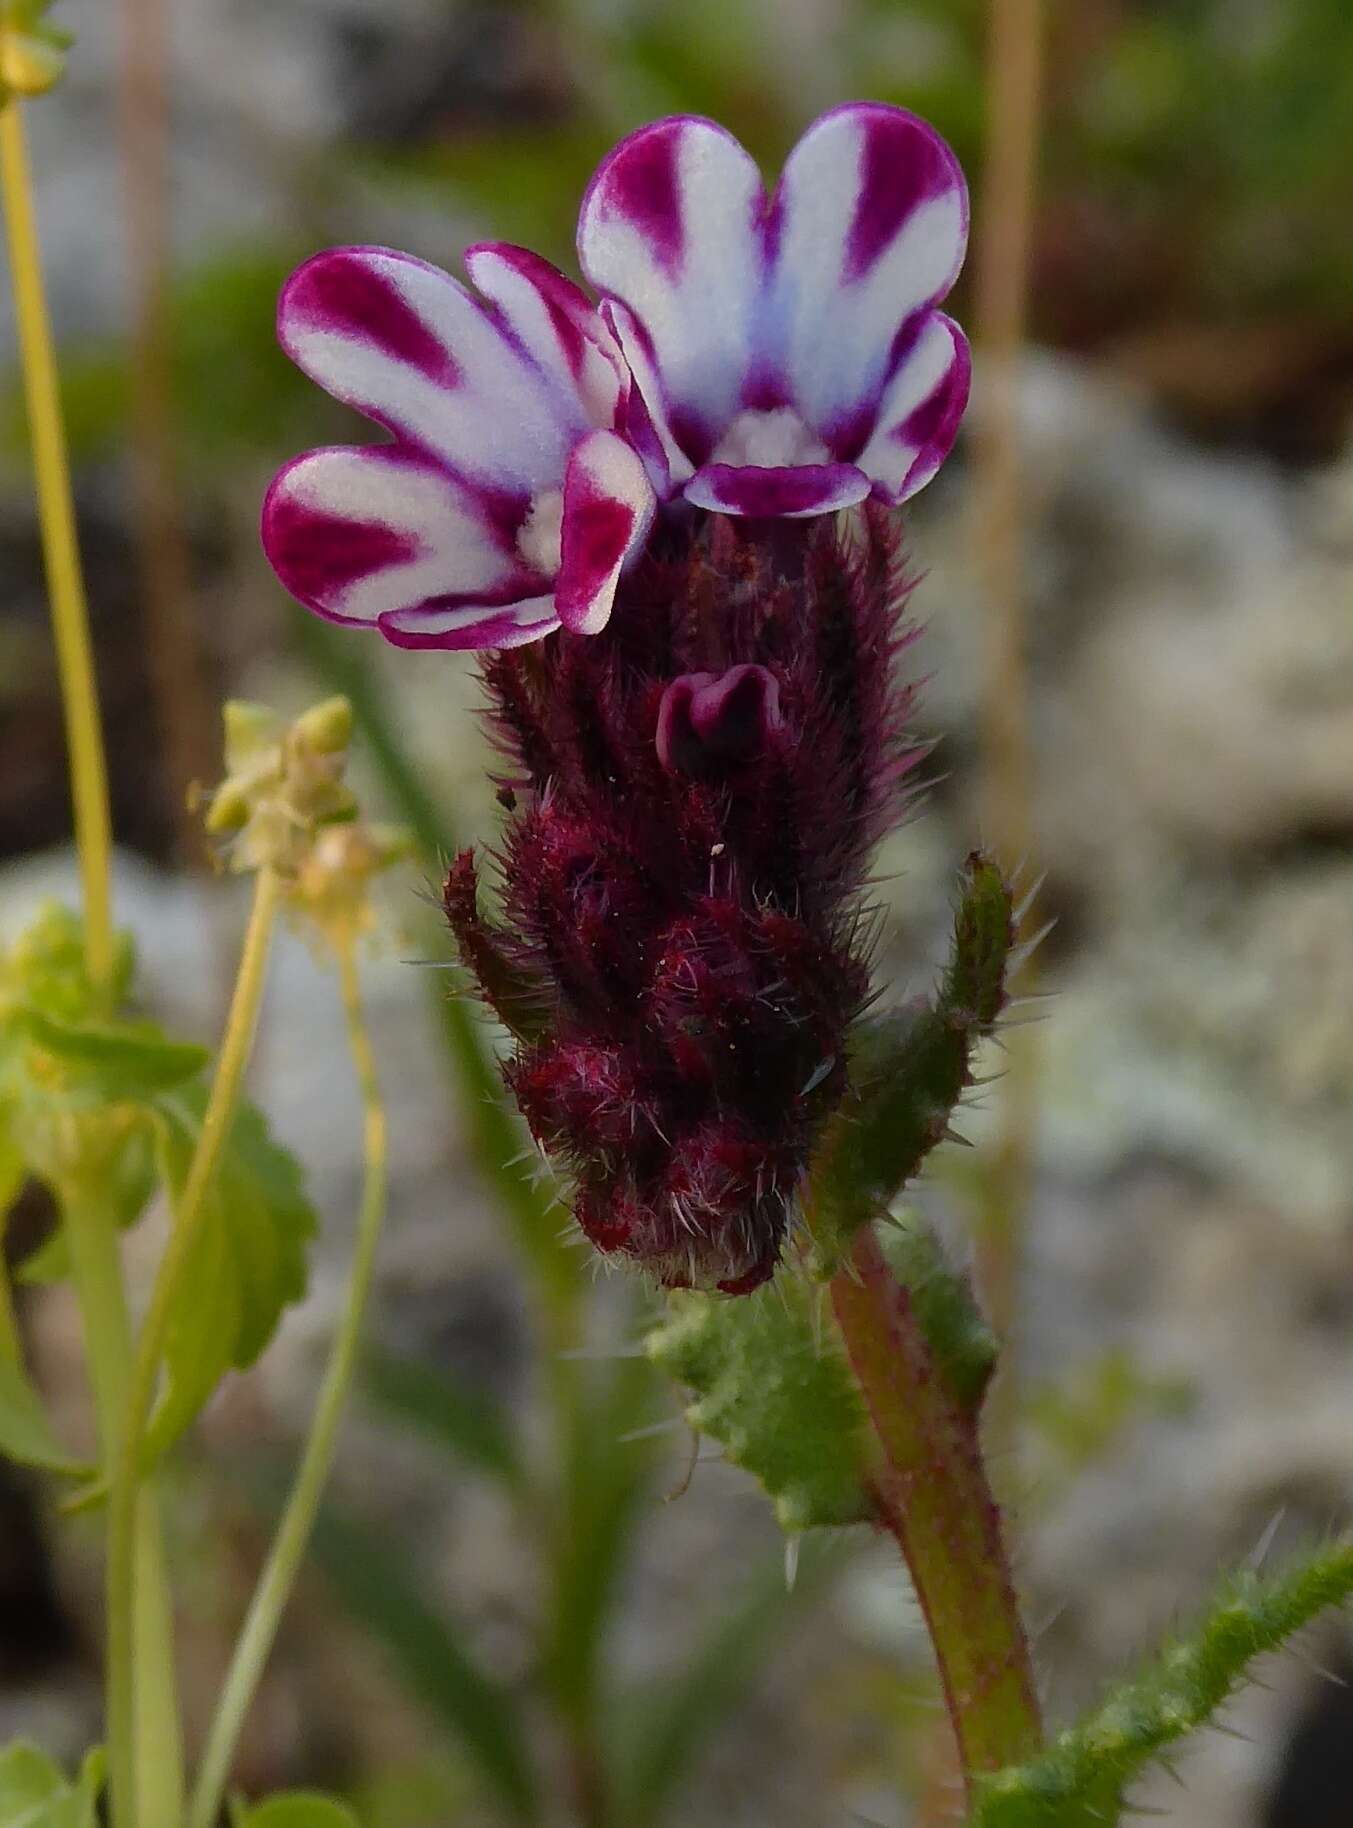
[445,503,925,1293]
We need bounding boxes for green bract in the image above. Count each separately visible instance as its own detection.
[648,1279,873,1533]
[807,852,1016,1273]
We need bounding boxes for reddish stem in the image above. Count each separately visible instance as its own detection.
[830,1226,1041,1792]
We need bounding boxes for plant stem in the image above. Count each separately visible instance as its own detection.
[830,1225,1041,1793]
[0,101,116,995]
[105,865,282,1828]
[189,939,388,1828]
[62,1182,184,1828]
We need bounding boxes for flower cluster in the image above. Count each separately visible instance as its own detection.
[264,103,970,1292]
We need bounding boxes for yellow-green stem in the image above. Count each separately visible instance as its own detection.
[62,1181,184,1828]
[0,101,115,994]
[189,940,388,1828]
[105,866,282,1828]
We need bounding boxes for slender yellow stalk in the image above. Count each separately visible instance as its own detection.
[104,865,283,1828]
[969,0,1046,1402]
[189,939,388,1828]
[63,1183,184,1828]
[0,101,115,993]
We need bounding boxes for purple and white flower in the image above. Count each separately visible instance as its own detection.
[578,102,970,518]
[262,243,655,649]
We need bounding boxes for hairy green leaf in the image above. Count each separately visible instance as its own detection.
[648,1279,872,1534]
[0,1353,91,1477]
[0,1742,102,1828]
[809,852,1015,1272]
[969,1540,1353,1827]
[878,1215,997,1414]
[309,1506,538,1824]
[144,1084,315,1461]
[230,1793,359,1828]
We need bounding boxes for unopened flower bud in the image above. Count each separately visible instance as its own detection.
[203,778,251,836]
[221,700,281,772]
[0,2,72,99]
[292,694,354,756]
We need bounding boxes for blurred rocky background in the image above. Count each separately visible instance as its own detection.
[3,1,1353,1824]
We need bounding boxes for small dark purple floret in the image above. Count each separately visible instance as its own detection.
[446,502,925,1292]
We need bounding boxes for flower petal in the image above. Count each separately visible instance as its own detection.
[556,428,656,634]
[684,461,870,518]
[856,313,970,503]
[462,242,625,430]
[579,117,766,477]
[262,444,533,629]
[766,103,968,438]
[278,247,573,489]
[378,596,560,651]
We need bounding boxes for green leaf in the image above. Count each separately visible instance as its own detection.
[877,1213,997,1414]
[308,1505,538,1824]
[970,1539,1353,1828]
[0,1353,91,1477]
[16,1010,208,1099]
[144,1084,316,1461]
[230,1794,359,1828]
[0,904,201,1206]
[647,1279,873,1534]
[363,1349,524,1493]
[808,851,1015,1272]
[0,1742,102,1828]
[611,1538,844,1828]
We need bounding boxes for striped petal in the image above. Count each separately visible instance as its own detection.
[767,103,968,441]
[578,117,766,483]
[378,596,560,652]
[262,444,538,636]
[463,242,626,431]
[556,428,656,634]
[278,247,576,491]
[856,314,970,503]
[685,462,870,518]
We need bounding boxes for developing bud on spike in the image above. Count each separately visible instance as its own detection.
[204,697,358,879]
[0,1,72,99]
[448,504,926,1293]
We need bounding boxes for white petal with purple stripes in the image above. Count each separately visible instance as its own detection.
[463,243,626,431]
[262,445,533,631]
[579,117,765,479]
[378,596,561,652]
[767,104,968,438]
[857,314,970,502]
[278,248,574,492]
[556,428,656,633]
